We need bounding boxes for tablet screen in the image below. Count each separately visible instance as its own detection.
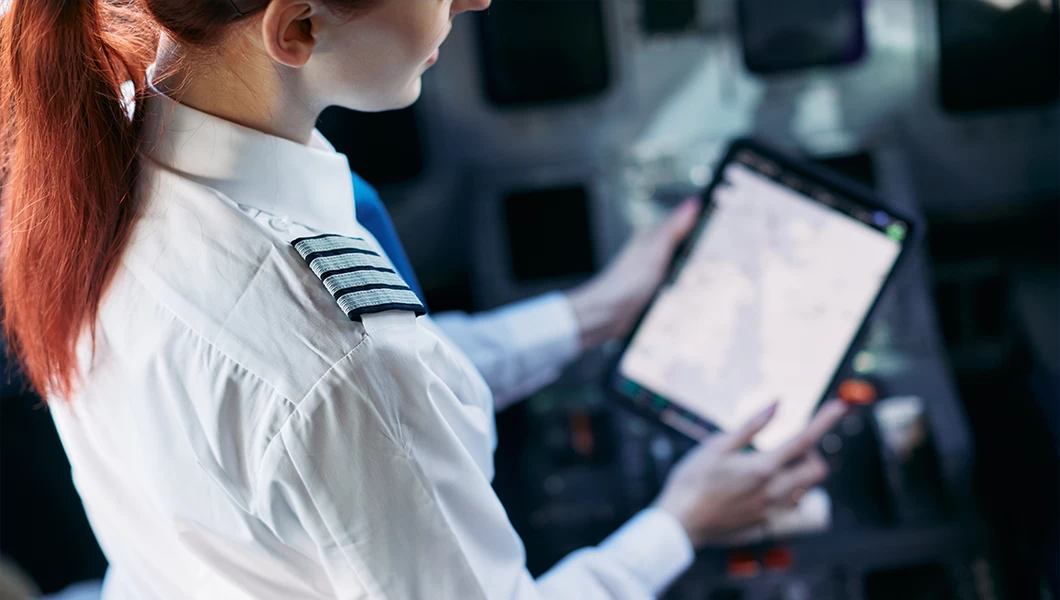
[618,148,907,450]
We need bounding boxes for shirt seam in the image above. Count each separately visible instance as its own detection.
[120,262,303,506]
[253,330,400,600]
[252,332,378,492]
[361,319,488,599]
[267,325,488,600]
[120,263,296,412]
[361,316,422,451]
[255,313,411,483]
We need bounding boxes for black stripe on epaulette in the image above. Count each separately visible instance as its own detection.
[317,265,397,280]
[333,283,414,301]
[302,247,380,263]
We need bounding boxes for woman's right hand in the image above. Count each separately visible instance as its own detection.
[653,400,849,547]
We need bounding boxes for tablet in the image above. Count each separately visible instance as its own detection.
[613,139,915,451]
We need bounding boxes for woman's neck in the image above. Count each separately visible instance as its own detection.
[153,35,320,146]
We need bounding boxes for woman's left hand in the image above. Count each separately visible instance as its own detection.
[566,197,701,351]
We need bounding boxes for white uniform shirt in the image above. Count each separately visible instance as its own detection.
[48,92,694,600]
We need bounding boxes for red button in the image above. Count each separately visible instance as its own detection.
[569,412,595,457]
[838,379,877,405]
[727,551,759,579]
[763,547,793,571]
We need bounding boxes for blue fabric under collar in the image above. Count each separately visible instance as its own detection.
[351,172,427,310]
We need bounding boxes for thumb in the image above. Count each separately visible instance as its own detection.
[659,197,701,248]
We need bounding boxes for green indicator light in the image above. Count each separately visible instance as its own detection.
[886,222,907,241]
[621,380,639,397]
[652,395,668,410]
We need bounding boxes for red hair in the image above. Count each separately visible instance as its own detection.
[0,0,158,400]
[0,0,371,400]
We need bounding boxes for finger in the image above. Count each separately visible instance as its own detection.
[659,197,701,247]
[716,402,779,452]
[765,451,829,508]
[774,400,848,465]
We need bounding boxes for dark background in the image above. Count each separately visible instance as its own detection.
[3,0,1057,597]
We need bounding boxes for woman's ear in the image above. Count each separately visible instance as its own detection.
[260,0,319,68]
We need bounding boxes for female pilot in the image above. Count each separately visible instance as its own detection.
[0,0,846,598]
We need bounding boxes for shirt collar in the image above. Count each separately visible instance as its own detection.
[141,87,357,237]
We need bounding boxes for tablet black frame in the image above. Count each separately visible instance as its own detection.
[610,138,920,445]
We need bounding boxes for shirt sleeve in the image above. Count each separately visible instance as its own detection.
[431,292,582,411]
[257,311,693,600]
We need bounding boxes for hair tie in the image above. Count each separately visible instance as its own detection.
[226,0,258,19]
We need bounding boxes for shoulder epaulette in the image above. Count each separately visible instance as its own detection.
[291,233,426,321]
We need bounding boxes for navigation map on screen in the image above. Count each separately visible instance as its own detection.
[618,151,905,450]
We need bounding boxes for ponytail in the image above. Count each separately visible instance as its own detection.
[0,0,157,399]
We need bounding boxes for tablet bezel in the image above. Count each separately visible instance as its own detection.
[610,138,919,444]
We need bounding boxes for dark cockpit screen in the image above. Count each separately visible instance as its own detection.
[737,0,867,74]
[478,0,611,107]
[937,0,1060,112]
